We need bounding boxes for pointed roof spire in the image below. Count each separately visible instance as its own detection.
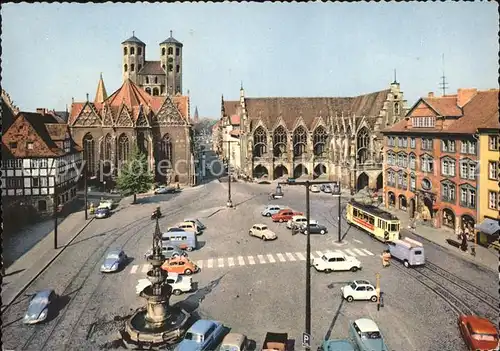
[240,81,244,90]
[94,73,108,103]
[393,69,398,84]
[170,30,173,37]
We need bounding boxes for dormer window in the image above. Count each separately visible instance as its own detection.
[412,117,435,128]
[9,142,17,149]
[27,142,34,150]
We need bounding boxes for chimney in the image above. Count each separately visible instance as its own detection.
[428,92,434,98]
[457,88,478,107]
[36,108,46,115]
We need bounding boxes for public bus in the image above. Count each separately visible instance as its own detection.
[345,200,401,242]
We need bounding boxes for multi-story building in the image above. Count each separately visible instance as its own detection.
[382,88,498,233]
[1,98,83,225]
[219,81,407,190]
[212,120,222,155]
[220,106,242,171]
[475,97,500,245]
[122,31,183,96]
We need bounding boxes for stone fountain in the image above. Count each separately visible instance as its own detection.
[122,217,190,349]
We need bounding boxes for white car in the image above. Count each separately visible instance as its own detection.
[98,199,114,210]
[310,185,321,193]
[261,205,282,217]
[286,216,317,229]
[312,252,362,273]
[249,224,277,241]
[136,273,193,296]
[341,280,378,302]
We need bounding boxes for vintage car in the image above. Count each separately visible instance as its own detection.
[177,221,201,235]
[457,315,499,351]
[299,222,328,235]
[272,209,303,223]
[286,215,308,229]
[309,184,321,193]
[321,184,333,193]
[319,339,356,351]
[100,249,128,273]
[312,252,361,273]
[95,207,111,219]
[143,245,187,259]
[261,205,283,217]
[136,273,193,296]
[349,318,389,351]
[161,256,199,275]
[154,186,177,194]
[249,224,277,241]
[220,333,249,351]
[184,218,206,231]
[341,280,378,302]
[175,319,226,351]
[23,289,58,324]
[98,199,115,210]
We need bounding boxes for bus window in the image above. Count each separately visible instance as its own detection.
[390,223,398,232]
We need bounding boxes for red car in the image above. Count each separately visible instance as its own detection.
[458,315,499,351]
[272,209,303,223]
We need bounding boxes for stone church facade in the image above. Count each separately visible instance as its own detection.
[220,81,407,191]
[69,76,195,186]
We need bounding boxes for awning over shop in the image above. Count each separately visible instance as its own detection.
[474,218,500,236]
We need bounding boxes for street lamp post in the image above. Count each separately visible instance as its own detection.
[332,181,342,243]
[277,178,336,351]
[225,140,239,208]
[53,188,58,249]
[84,161,88,220]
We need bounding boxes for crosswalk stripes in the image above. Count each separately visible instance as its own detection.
[127,247,376,274]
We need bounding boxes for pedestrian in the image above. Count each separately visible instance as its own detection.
[381,250,391,268]
[460,232,468,252]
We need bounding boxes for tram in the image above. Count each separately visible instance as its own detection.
[345,200,401,242]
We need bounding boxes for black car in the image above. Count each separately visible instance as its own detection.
[299,223,328,235]
[95,207,111,219]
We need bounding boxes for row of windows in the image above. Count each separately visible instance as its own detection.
[161,47,180,56]
[123,47,143,56]
[387,137,477,154]
[411,117,436,128]
[386,172,477,208]
[489,135,499,150]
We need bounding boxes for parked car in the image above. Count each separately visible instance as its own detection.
[261,205,283,217]
[143,245,187,259]
[136,274,193,296]
[457,315,499,351]
[319,339,356,351]
[154,186,177,194]
[220,333,249,351]
[349,318,389,351]
[100,249,128,273]
[95,207,111,219]
[272,209,303,223]
[312,252,361,273]
[184,218,206,231]
[309,185,320,193]
[175,319,226,351]
[286,215,308,229]
[23,289,58,324]
[177,221,201,235]
[249,224,277,241]
[161,256,199,275]
[299,222,328,235]
[320,184,333,193]
[341,280,378,302]
[98,199,115,210]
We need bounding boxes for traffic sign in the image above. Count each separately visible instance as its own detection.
[302,332,311,348]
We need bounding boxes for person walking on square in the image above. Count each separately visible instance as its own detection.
[381,250,391,267]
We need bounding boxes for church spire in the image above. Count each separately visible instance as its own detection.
[194,106,199,123]
[94,73,108,103]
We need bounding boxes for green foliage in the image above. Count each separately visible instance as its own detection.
[116,146,154,201]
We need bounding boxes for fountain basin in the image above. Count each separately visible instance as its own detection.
[142,285,172,302]
[147,256,165,266]
[123,307,190,348]
[146,269,168,285]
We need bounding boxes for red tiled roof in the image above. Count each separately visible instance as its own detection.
[229,130,241,137]
[223,101,239,118]
[230,114,240,125]
[421,96,462,116]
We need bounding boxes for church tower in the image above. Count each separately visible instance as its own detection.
[121,32,146,84]
[159,31,183,95]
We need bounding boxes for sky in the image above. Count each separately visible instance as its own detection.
[2,2,498,119]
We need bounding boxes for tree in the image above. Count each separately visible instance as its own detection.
[116,146,154,204]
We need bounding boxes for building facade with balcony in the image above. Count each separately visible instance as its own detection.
[220,81,407,189]
[1,99,83,226]
[382,88,498,233]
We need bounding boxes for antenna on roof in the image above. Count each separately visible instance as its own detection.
[86,93,89,102]
[439,53,449,96]
[393,69,397,84]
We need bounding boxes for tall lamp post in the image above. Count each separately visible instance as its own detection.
[332,181,342,243]
[225,140,239,208]
[278,178,336,351]
[83,161,88,220]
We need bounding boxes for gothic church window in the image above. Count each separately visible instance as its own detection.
[356,127,370,164]
[153,88,159,96]
[168,47,173,55]
[253,126,267,158]
[137,132,147,155]
[123,47,128,55]
[293,126,307,157]
[273,126,288,158]
[313,126,327,156]
[104,134,112,160]
[161,134,173,164]
[83,133,96,177]
[162,48,166,56]
[124,64,128,72]
[118,134,130,165]
[394,102,400,115]
[130,47,135,55]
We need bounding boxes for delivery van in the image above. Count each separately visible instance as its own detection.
[387,237,425,268]
[162,230,198,251]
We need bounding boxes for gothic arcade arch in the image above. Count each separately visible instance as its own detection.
[356,172,369,191]
[293,164,308,178]
[253,165,269,178]
[274,165,289,180]
[313,164,327,179]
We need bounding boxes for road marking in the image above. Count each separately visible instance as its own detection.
[228,257,235,266]
[285,252,296,261]
[267,254,276,263]
[353,239,363,244]
[353,248,366,256]
[142,264,150,273]
[257,255,266,264]
[316,251,324,257]
[238,256,245,266]
[248,256,256,265]
[207,259,214,268]
[362,249,374,256]
[344,249,356,256]
[218,258,224,267]
[276,253,286,262]
[295,252,306,260]
[130,265,139,274]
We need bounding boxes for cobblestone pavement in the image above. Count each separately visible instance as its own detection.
[2,180,496,351]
